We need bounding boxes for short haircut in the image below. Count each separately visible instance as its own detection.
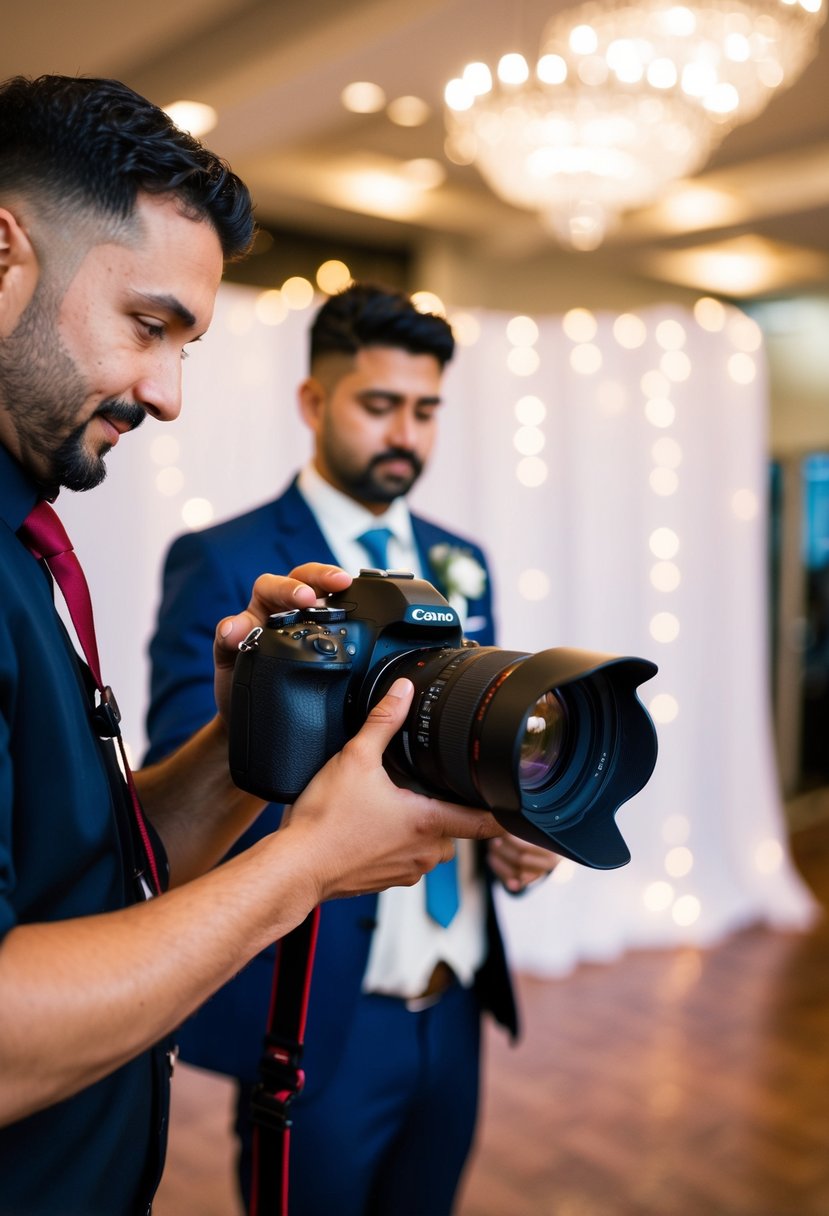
[309,283,455,370]
[0,74,254,260]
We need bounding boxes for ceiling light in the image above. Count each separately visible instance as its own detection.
[163,100,218,137]
[645,234,829,295]
[386,95,431,126]
[281,276,315,310]
[399,158,446,188]
[340,170,421,218]
[316,260,352,294]
[341,81,386,113]
[411,291,446,315]
[650,183,748,233]
[444,0,826,248]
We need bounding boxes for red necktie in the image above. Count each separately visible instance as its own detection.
[18,499,162,896]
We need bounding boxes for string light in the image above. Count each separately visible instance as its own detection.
[728,352,758,384]
[563,308,598,342]
[650,467,680,495]
[156,468,184,497]
[515,395,546,425]
[694,296,727,331]
[650,527,680,559]
[507,315,540,346]
[316,260,352,295]
[516,456,548,486]
[281,277,314,310]
[514,426,546,456]
[655,319,687,350]
[450,312,482,346]
[181,498,214,529]
[255,290,287,325]
[660,350,692,381]
[614,313,648,349]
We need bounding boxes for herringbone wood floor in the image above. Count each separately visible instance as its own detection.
[154,820,829,1216]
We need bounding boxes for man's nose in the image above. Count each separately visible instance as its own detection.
[386,406,418,450]
[134,352,183,422]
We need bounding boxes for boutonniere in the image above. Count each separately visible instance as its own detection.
[428,543,487,607]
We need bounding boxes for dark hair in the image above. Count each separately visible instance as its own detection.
[310,283,455,369]
[0,74,254,260]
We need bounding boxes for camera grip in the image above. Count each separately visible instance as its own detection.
[230,653,349,802]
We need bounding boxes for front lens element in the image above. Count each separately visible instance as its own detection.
[519,690,569,791]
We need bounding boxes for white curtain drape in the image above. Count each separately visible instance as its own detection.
[59,283,818,974]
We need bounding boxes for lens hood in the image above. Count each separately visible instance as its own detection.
[475,650,658,869]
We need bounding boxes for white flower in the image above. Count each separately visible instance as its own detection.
[429,544,487,601]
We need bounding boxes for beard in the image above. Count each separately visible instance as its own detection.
[50,398,146,492]
[339,448,424,505]
[0,286,144,492]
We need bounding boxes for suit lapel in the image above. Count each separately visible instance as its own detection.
[270,477,339,570]
[412,515,446,586]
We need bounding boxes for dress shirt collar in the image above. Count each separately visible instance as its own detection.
[297,461,416,555]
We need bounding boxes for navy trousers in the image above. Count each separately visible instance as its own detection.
[237,983,482,1216]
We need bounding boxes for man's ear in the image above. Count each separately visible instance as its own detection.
[0,208,39,337]
[298,376,326,431]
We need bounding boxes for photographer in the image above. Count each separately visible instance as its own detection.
[0,77,502,1216]
[145,283,557,1215]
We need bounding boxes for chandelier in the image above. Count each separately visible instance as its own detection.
[444,0,826,249]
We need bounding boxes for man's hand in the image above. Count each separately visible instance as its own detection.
[212,562,353,725]
[487,832,561,893]
[277,677,501,904]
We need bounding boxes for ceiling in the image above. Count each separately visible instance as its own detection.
[6,0,829,302]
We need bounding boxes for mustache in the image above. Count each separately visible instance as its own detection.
[93,399,147,432]
[369,448,423,476]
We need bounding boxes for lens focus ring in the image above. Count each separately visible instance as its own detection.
[422,649,525,803]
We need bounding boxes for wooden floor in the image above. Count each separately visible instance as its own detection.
[154,820,829,1216]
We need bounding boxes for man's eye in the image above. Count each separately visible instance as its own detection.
[139,318,165,340]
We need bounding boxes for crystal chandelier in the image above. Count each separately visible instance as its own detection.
[444,0,826,249]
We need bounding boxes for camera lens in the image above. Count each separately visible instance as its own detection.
[518,691,569,792]
[366,642,657,869]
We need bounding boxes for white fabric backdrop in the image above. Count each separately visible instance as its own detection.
[58,283,818,975]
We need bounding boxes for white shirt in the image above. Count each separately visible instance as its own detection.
[297,463,487,997]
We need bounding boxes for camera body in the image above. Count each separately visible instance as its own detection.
[230,570,466,801]
[229,571,659,870]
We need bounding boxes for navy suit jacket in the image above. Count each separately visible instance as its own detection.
[145,477,517,1092]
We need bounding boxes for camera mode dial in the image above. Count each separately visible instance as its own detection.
[301,606,348,625]
[267,609,301,628]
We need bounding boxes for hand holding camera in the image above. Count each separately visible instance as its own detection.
[211,563,354,729]
[230,570,659,870]
[279,674,501,903]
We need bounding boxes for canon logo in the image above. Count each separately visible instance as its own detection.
[411,607,456,623]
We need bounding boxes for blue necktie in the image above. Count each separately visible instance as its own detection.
[357,525,459,927]
[424,855,460,928]
[357,526,393,570]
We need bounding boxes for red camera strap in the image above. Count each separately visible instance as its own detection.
[18,499,162,897]
[249,906,320,1216]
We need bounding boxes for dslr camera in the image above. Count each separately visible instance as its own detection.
[229,571,658,869]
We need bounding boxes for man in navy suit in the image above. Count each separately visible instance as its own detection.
[145,284,555,1215]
